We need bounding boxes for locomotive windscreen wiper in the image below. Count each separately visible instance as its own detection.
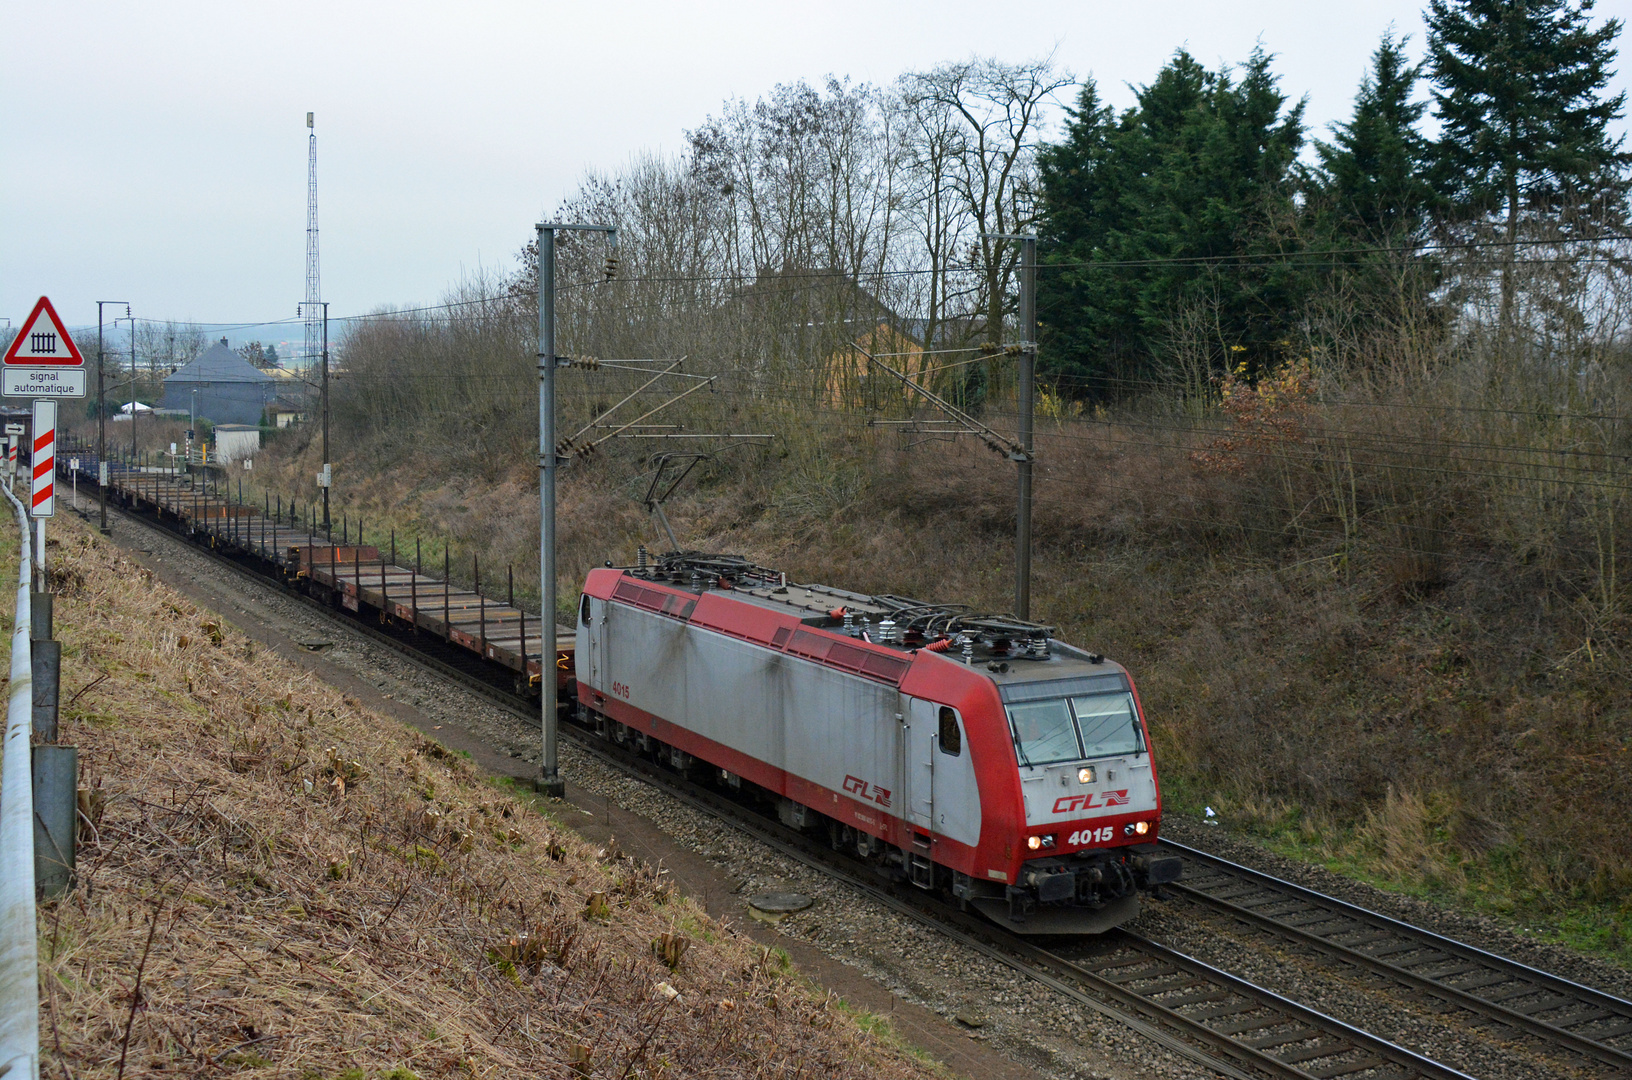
[1006,698,1082,764]
[1070,693,1142,759]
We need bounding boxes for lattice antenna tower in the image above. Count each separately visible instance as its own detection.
[304,111,321,372]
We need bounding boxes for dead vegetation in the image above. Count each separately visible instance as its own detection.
[30,513,938,1080]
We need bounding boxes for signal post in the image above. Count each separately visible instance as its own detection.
[3,295,84,903]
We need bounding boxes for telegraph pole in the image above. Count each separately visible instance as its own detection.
[536,221,616,798]
[302,112,328,535]
[129,315,138,460]
[323,304,330,536]
[1017,234,1036,621]
[980,232,1038,620]
[96,301,128,533]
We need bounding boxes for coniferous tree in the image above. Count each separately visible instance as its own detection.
[1037,49,1307,396]
[1035,80,1121,388]
[1426,0,1630,324]
[1315,31,1436,243]
[1303,32,1442,366]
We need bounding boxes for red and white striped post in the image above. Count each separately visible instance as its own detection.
[30,402,54,588]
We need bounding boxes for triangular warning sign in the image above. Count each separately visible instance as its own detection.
[4,297,84,366]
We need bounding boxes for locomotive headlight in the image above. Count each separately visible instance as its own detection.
[1027,834,1055,851]
[1077,766,1096,784]
[1124,821,1151,837]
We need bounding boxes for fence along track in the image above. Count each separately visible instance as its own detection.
[1162,839,1632,1074]
[0,479,36,1080]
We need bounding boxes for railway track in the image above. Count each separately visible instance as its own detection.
[1159,840,1632,1075]
[77,466,1477,1080]
[579,740,1477,1080]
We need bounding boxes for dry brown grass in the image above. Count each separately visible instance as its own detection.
[30,512,938,1080]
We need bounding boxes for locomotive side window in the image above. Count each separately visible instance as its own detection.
[579,594,592,626]
[1069,693,1144,758]
[1006,699,1082,764]
[938,706,962,756]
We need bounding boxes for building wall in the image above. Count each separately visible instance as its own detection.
[159,381,279,426]
[213,427,261,463]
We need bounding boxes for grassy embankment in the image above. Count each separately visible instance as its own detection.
[26,509,939,1080]
[167,352,1632,972]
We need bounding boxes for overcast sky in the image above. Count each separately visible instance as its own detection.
[3,0,1628,341]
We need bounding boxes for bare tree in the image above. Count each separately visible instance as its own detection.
[899,57,1071,347]
[137,320,206,375]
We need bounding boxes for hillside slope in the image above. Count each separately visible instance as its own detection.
[34,512,937,1080]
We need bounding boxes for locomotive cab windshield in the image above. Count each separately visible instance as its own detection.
[1001,675,1145,765]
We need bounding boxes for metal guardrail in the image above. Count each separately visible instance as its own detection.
[0,478,35,1080]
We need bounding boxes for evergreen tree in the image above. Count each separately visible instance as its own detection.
[1315,31,1435,243]
[1037,49,1307,395]
[1426,0,1629,322]
[1302,32,1441,365]
[1035,79,1121,387]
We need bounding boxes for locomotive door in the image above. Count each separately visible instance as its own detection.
[584,595,609,690]
[904,698,937,832]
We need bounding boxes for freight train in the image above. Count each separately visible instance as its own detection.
[574,551,1181,934]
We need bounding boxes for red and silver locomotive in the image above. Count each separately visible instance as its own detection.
[575,552,1181,933]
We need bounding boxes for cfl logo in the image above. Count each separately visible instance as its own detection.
[1052,789,1130,814]
[843,774,892,808]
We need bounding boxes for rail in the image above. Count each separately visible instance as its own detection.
[1161,838,1632,1071]
[0,478,35,1080]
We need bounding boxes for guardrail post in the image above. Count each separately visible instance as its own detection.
[31,592,57,746]
[31,746,74,899]
[30,593,50,643]
[31,586,68,899]
[30,641,59,745]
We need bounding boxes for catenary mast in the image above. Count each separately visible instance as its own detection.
[304,113,321,377]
